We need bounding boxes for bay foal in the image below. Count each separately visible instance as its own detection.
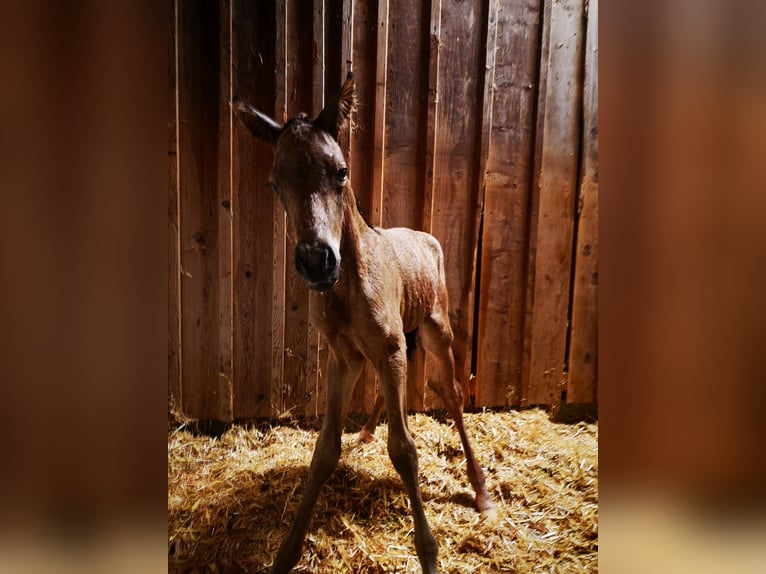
[234,73,495,574]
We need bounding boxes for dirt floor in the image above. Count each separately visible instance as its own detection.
[168,409,598,573]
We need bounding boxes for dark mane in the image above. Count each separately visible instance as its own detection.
[355,198,378,231]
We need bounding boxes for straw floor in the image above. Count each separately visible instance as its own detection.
[168,409,597,573]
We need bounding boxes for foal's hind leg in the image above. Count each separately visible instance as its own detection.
[420,309,497,519]
[359,393,385,443]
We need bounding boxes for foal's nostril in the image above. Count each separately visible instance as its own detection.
[295,242,338,283]
[323,247,337,272]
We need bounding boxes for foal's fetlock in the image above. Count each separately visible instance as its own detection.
[358,428,376,443]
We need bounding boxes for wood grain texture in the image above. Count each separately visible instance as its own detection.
[566,0,597,405]
[383,0,427,231]
[168,0,181,409]
[348,0,380,416]
[304,0,326,418]
[170,0,596,419]
[428,0,487,406]
[282,0,315,417]
[217,0,234,420]
[177,0,230,420]
[369,0,389,229]
[418,0,442,412]
[522,0,552,408]
[523,0,585,407]
[383,0,430,411]
[272,0,288,417]
[472,0,498,407]
[476,0,542,407]
[232,0,277,419]
[421,0,441,237]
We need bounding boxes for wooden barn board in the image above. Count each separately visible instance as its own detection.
[471,0,498,408]
[168,0,181,409]
[522,0,551,408]
[177,0,232,420]
[307,0,352,415]
[421,0,441,238]
[522,0,584,407]
[566,0,598,405]
[476,0,542,407]
[418,0,442,412]
[217,0,234,421]
[427,0,486,406]
[304,0,326,419]
[272,0,288,417]
[170,0,596,420]
[348,0,382,416]
[383,0,430,412]
[231,0,279,419]
[281,0,316,418]
[383,0,427,232]
[369,0,389,230]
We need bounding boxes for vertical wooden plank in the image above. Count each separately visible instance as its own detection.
[324,0,344,91]
[426,0,487,407]
[348,0,376,223]
[471,0,498,407]
[522,0,585,407]
[382,0,427,231]
[347,0,380,415]
[475,0,542,408]
[421,0,441,237]
[566,0,598,405]
[369,0,389,229]
[522,0,551,408]
[382,0,430,412]
[282,0,316,417]
[273,0,288,416]
[419,0,442,412]
[217,0,234,420]
[168,0,181,410]
[232,0,278,419]
[305,0,326,418]
[313,0,347,417]
[360,0,390,415]
[177,0,231,420]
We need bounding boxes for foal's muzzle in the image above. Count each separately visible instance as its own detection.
[294,242,340,291]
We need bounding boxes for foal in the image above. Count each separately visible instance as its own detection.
[235,73,495,574]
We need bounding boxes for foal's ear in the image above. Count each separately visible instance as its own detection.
[314,72,355,139]
[232,98,282,145]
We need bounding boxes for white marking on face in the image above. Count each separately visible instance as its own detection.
[308,192,341,261]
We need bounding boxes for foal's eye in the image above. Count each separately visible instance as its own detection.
[336,167,348,184]
[270,182,279,194]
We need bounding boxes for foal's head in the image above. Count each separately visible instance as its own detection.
[234,74,355,292]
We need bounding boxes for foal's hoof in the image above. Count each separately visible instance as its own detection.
[358,428,376,444]
[479,504,499,525]
[477,496,499,524]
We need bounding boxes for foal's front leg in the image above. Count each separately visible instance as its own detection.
[374,344,438,574]
[269,349,364,574]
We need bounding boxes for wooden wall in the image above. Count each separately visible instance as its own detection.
[168,0,598,421]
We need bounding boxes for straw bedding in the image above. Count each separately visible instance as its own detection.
[168,409,597,573]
